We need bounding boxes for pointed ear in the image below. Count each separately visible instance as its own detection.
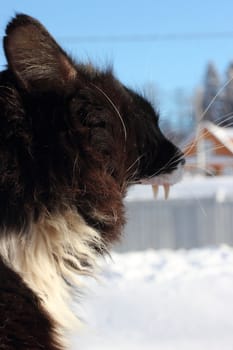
[4,14,77,92]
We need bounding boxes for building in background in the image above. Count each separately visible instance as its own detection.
[183,121,233,175]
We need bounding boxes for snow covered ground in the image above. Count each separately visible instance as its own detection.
[72,246,233,350]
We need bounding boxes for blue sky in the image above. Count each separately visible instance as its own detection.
[1,0,233,125]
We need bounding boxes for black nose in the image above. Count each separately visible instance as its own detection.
[173,153,185,169]
[180,157,186,166]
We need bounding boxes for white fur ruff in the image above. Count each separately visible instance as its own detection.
[0,209,105,340]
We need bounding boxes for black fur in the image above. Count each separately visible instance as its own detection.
[0,256,62,350]
[0,14,184,349]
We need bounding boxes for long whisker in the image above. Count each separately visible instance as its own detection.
[125,154,144,174]
[155,148,184,172]
[186,164,217,177]
[182,122,233,159]
[178,76,233,158]
[216,112,233,125]
[141,151,184,181]
[180,118,233,156]
[216,115,233,128]
[199,76,233,122]
[91,84,127,141]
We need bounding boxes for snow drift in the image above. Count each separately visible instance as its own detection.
[72,246,233,350]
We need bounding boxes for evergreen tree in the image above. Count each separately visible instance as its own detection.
[201,62,222,123]
[222,63,233,127]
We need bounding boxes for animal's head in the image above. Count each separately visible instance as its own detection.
[2,14,184,243]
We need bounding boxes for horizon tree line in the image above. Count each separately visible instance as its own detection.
[197,61,233,127]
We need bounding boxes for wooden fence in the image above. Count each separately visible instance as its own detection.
[114,197,233,252]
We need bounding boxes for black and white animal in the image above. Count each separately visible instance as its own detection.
[0,14,185,349]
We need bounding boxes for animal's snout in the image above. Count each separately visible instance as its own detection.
[169,150,186,169]
[156,139,185,174]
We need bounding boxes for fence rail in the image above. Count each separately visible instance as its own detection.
[114,198,233,252]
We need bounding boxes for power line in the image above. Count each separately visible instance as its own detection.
[59,31,233,44]
[1,31,233,45]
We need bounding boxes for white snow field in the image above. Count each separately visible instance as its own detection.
[72,246,233,350]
